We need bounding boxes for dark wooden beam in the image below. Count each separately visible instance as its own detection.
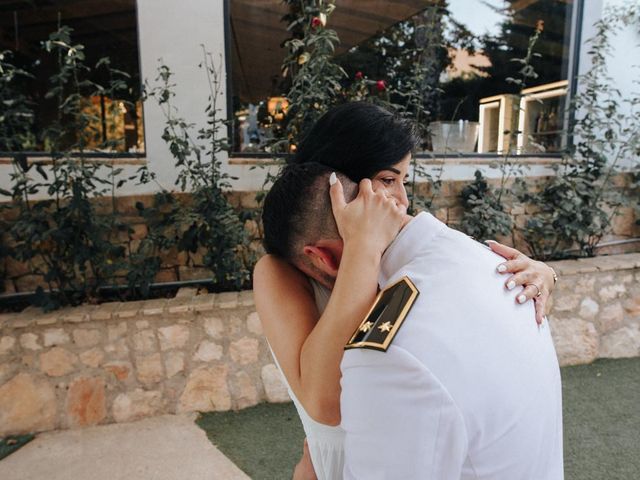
[0,0,134,27]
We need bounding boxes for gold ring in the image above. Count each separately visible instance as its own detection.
[527,283,542,298]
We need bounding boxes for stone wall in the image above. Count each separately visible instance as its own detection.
[412,173,639,257]
[0,288,289,437]
[0,191,263,295]
[1,253,639,437]
[547,253,640,365]
[2,173,638,294]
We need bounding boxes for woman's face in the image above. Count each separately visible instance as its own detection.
[371,153,411,208]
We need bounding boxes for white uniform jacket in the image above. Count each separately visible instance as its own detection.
[340,213,563,480]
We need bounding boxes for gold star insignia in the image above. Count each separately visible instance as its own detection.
[378,321,393,333]
[359,321,374,333]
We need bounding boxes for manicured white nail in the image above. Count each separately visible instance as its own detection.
[485,239,496,244]
[497,264,507,273]
[506,280,516,290]
[329,172,337,185]
[517,294,527,304]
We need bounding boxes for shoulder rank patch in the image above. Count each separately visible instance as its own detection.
[345,276,419,352]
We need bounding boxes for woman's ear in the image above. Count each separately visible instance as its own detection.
[302,245,340,277]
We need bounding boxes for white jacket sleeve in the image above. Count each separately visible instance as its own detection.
[340,346,468,480]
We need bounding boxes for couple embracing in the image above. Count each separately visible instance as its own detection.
[254,103,563,480]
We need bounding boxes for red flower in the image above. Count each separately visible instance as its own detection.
[376,80,386,92]
[355,71,363,80]
[311,17,322,28]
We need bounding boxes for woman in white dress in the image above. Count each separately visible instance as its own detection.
[253,103,557,480]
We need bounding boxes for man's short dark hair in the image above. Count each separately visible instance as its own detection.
[262,162,354,264]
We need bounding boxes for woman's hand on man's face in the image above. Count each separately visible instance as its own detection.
[329,173,407,255]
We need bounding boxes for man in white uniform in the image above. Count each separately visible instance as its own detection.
[265,163,564,480]
[340,208,563,480]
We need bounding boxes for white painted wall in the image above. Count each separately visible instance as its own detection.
[576,0,639,170]
[588,0,639,88]
[135,0,227,193]
[603,0,639,170]
[136,0,280,192]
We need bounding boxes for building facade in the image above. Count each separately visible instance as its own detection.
[0,0,638,198]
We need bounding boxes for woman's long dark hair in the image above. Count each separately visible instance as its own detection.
[291,102,420,181]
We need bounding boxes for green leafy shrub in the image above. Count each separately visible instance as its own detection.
[0,51,35,151]
[458,23,543,241]
[2,26,133,309]
[139,49,252,292]
[273,0,346,153]
[520,5,640,259]
[0,50,36,293]
[459,170,512,240]
[0,28,253,307]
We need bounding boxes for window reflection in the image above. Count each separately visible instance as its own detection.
[230,0,574,155]
[0,0,144,154]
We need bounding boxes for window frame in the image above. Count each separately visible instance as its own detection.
[0,0,147,160]
[223,0,585,160]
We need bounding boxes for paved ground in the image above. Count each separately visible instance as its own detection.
[3,358,638,480]
[199,358,640,480]
[0,414,249,480]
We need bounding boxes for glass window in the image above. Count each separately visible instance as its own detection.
[0,0,144,154]
[228,0,574,155]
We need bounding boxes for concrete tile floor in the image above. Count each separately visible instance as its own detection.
[0,414,249,480]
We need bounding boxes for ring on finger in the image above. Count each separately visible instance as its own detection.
[527,283,542,298]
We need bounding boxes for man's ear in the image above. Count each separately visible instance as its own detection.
[302,244,340,278]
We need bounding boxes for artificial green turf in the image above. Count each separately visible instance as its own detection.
[562,358,640,480]
[196,402,306,479]
[197,358,640,480]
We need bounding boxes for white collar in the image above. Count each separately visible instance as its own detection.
[379,212,446,286]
